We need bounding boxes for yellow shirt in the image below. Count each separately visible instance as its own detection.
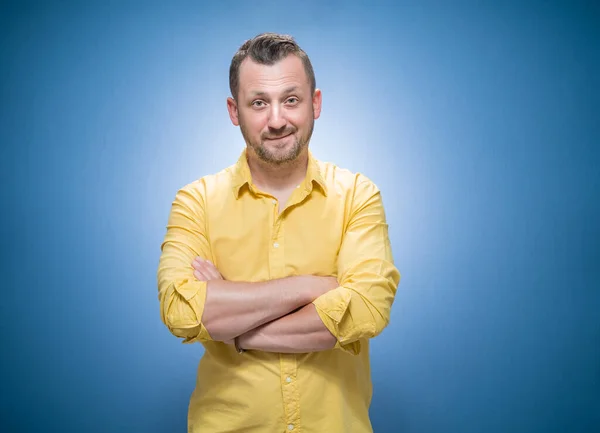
[157,149,401,433]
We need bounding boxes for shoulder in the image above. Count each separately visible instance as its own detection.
[174,162,237,205]
[317,158,381,198]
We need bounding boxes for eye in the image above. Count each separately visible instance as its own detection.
[252,100,266,108]
[286,97,299,105]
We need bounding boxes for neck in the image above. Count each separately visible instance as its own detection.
[246,147,309,192]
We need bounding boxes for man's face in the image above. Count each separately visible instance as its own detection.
[227,55,322,165]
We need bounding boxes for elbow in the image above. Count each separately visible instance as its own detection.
[357,296,393,340]
[162,305,204,341]
[371,313,390,338]
[339,307,390,343]
[371,279,397,336]
[159,280,211,342]
[358,293,395,339]
[168,323,202,342]
[371,292,396,337]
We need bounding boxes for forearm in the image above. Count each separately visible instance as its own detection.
[237,303,336,353]
[202,276,322,341]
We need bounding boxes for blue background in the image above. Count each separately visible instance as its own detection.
[1,1,598,432]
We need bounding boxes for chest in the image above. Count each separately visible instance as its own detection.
[206,191,346,281]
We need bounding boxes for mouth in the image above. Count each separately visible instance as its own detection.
[264,132,293,141]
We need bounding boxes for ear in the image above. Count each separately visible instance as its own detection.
[227,97,239,126]
[312,89,322,120]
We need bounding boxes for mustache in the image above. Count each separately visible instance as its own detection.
[262,128,296,140]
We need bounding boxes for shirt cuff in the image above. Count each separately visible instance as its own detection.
[312,288,361,355]
[171,279,213,343]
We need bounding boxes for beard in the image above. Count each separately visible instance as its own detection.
[240,117,314,166]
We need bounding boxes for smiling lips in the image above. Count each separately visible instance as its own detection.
[264,132,293,141]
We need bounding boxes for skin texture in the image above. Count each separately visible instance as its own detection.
[193,258,337,352]
[195,258,337,344]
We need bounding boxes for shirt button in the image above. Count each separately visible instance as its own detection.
[287,425,294,431]
[272,199,277,204]
[286,377,292,383]
[273,242,279,248]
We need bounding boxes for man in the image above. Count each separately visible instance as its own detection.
[157,33,401,433]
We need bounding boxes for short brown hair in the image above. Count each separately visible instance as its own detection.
[229,33,316,100]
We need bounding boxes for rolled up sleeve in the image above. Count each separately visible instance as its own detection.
[313,177,400,354]
[157,182,214,343]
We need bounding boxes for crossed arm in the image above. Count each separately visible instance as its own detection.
[191,258,338,353]
[157,178,400,355]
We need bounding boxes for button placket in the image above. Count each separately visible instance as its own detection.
[270,198,285,277]
[280,353,299,432]
[272,203,298,431]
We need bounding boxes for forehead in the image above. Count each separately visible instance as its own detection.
[238,55,310,96]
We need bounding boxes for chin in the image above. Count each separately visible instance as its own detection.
[261,148,301,165]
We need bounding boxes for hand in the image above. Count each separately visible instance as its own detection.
[192,257,224,281]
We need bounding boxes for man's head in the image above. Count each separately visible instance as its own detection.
[227,33,322,166]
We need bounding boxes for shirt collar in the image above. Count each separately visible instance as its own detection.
[231,148,327,199]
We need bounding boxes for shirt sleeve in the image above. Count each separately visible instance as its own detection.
[312,176,401,355]
[156,182,214,343]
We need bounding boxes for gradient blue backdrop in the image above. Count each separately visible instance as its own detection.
[1,1,598,432]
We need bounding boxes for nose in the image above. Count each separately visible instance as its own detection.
[267,105,286,130]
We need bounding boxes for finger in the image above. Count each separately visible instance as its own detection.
[196,262,220,280]
[201,260,223,279]
[206,267,223,280]
[193,270,208,281]
[203,259,216,269]
[193,258,213,270]
[207,260,224,275]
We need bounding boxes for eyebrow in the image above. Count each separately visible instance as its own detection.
[249,86,299,98]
